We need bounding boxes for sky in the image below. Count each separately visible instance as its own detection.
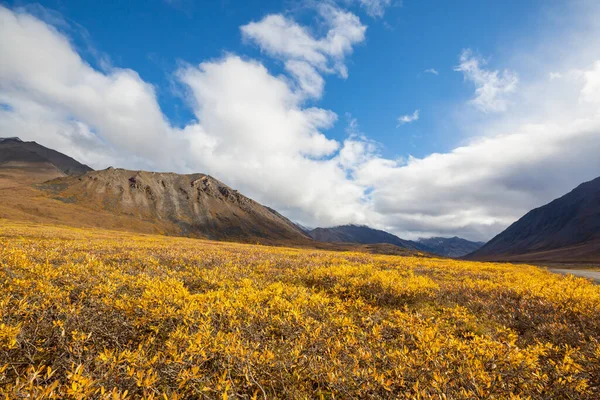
[1,0,600,241]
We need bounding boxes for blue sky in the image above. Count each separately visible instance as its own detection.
[11,0,545,158]
[1,0,600,240]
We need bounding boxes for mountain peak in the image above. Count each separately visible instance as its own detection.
[0,138,92,177]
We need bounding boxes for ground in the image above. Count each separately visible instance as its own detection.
[1,220,599,399]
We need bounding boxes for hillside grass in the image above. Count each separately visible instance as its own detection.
[1,220,599,399]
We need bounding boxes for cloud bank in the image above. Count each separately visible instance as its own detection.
[1,3,600,241]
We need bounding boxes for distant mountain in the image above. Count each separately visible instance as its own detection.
[308,225,482,257]
[417,237,484,258]
[0,137,92,177]
[309,225,422,250]
[293,222,313,234]
[466,176,600,263]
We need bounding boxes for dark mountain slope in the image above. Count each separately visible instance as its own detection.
[466,176,600,263]
[308,225,481,257]
[309,225,422,250]
[0,137,92,176]
[417,237,485,258]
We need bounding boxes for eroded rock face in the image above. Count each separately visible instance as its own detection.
[42,168,309,241]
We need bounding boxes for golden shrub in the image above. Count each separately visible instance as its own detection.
[0,220,599,399]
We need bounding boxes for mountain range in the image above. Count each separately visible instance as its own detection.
[309,225,421,250]
[418,236,486,258]
[308,225,484,257]
[2,137,599,262]
[1,138,309,243]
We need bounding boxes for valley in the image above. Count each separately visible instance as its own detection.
[1,220,599,398]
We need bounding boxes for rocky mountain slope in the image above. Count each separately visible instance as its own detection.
[40,167,310,241]
[466,176,600,263]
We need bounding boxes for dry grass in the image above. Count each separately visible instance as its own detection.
[0,168,172,237]
[1,220,599,399]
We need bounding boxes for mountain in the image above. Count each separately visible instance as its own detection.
[417,237,484,258]
[309,225,484,257]
[0,139,309,242]
[309,225,422,250]
[0,137,92,177]
[39,167,310,242]
[466,176,600,263]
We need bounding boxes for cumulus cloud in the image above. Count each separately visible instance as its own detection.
[455,49,518,113]
[354,114,600,239]
[2,3,600,242]
[175,56,370,224]
[0,6,179,170]
[397,110,419,126]
[240,4,366,98]
[424,68,439,75]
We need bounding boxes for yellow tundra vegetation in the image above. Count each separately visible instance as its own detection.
[1,221,599,399]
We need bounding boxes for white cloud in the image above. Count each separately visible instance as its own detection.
[397,109,419,126]
[354,113,600,239]
[549,72,562,80]
[358,0,392,18]
[0,6,179,170]
[240,4,366,98]
[284,60,325,99]
[580,61,600,103]
[455,49,518,113]
[176,56,373,225]
[424,68,439,75]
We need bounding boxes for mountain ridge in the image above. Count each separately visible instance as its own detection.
[309,224,483,257]
[0,139,313,243]
[40,167,310,242]
[309,224,421,250]
[417,236,485,258]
